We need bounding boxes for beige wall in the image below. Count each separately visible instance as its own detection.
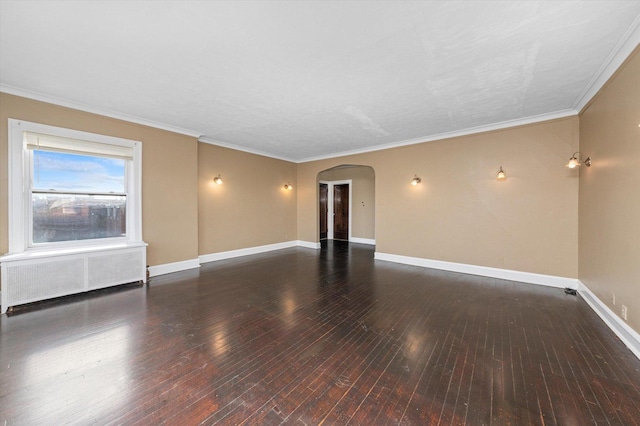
[318,165,375,240]
[1,57,635,338]
[198,143,297,254]
[1,94,581,283]
[299,117,579,278]
[0,93,199,267]
[579,48,640,332]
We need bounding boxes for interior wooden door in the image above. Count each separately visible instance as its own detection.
[333,184,349,240]
[319,183,328,240]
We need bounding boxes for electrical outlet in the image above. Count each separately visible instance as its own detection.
[611,292,616,305]
[621,305,628,321]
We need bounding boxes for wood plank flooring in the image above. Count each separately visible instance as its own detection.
[1,241,639,425]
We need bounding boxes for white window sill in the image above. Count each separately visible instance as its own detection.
[0,241,148,263]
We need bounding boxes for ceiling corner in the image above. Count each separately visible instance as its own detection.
[572,14,640,113]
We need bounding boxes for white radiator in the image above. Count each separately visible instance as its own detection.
[1,243,146,313]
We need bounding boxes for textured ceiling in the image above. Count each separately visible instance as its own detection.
[1,1,639,162]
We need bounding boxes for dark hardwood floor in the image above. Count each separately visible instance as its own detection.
[1,241,639,425]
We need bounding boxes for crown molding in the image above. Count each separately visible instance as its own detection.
[2,82,578,164]
[298,109,577,163]
[572,14,640,112]
[197,136,296,163]
[0,84,203,138]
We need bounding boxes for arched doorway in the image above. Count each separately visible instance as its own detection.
[317,165,375,245]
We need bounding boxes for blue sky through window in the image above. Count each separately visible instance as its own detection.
[33,150,125,193]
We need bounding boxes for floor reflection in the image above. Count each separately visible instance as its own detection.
[25,325,132,421]
[1,288,146,424]
[2,242,639,424]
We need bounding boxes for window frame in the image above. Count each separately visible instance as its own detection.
[7,119,143,254]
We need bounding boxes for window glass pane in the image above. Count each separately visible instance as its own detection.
[33,150,125,193]
[32,193,126,243]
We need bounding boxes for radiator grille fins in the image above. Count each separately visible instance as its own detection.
[6,258,85,302]
[88,251,143,289]
[1,246,146,312]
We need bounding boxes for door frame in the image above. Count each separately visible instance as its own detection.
[319,179,352,241]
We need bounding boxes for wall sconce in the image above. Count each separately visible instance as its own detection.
[566,152,591,168]
[213,175,223,184]
[497,166,506,180]
[284,183,293,190]
[411,175,421,186]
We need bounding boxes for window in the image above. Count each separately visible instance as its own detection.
[7,119,143,253]
[31,150,127,243]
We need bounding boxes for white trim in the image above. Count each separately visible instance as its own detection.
[7,119,25,253]
[198,136,296,163]
[198,241,322,264]
[2,84,580,165]
[374,249,640,360]
[296,240,321,250]
[0,241,148,262]
[199,241,298,263]
[0,84,202,138]
[374,252,579,289]
[572,16,640,112]
[148,258,201,278]
[578,280,640,360]
[7,119,145,254]
[350,237,375,245]
[298,109,577,163]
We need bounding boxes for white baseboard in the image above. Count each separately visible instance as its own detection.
[296,240,321,250]
[373,252,639,360]
[148,258,200,277]
[374,252,579,289]
[199,240,322,265]
[350,237,376,245]
[578,280,640,360]
[199,241,299,263]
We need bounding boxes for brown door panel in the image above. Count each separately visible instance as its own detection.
[333,184,349,240]
[319,183,328,240]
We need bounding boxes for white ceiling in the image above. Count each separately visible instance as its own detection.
[1,1,639,162]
